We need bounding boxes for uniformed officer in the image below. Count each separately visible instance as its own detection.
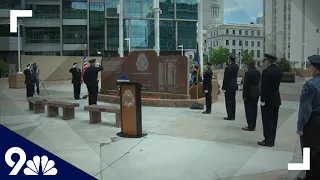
[296,55,320,180]
[222,53,239,120]
[69,62,82,100]
[242,60,261,131]
[202,61,213,114]
[23,64,34,97]
[83,59,104,105]
[32,63,40,95]
[258,53,283,147]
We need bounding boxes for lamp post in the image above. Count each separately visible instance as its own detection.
[117,0,124,57]
[125,38,131,53]
[238,50,242,69]
[303,42,307,69]
[150,0,161,56]
[178,45,183,56]
[15,23,25,74]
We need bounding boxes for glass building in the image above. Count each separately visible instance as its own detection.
[0,0,198,58]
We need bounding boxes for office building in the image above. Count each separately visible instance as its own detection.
[0,0,199,66]
[263,0,320,68]
[206,23,264,61]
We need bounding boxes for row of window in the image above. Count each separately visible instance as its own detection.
[209,29,262,37]
[207,40,261,47]
[229,49,262,58]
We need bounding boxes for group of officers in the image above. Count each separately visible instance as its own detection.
[23,63,41,97]
[202,53,320,179]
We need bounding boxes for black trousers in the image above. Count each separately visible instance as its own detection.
[261,105,279,145]
[225,91,236,118]
[73,82,81,99]
[34,79,40,94]
[87,83,98,105]
[244,97,259,129]
[204,91,212,112]
[26,84,34,97]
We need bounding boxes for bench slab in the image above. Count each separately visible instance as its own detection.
[47,101,79,120]
[84,105,121,127]
[27,97,46,114]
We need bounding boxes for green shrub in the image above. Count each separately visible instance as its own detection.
[0,59,9,75]
[278,58,292,72]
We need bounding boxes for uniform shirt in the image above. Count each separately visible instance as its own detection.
[297,74,320,131]
[83,65,104,86]
[202,68,213,91]
[222,62,239,92]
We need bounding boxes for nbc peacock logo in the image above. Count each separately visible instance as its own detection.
[5,147,58,176]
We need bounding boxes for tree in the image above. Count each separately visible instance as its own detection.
[208,46,229,67]
[277,57,292,72]
[241,49,254,66]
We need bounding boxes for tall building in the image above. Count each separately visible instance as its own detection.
[0,0,199,66]
[263,0,320,68]
[207,23,264,61]
[256,16,263,24]
[206,0,224,29]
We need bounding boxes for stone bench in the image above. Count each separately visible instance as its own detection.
[27,97,46,114]
[46,101,80,120]
[84,105,121,127]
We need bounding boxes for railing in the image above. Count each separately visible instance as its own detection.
[26,39,60,43]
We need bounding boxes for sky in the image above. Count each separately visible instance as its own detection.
[223,0,263,24]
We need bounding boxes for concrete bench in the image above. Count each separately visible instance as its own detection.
[27,97,46,114]
[84,105,121,127]
[46,101,80,120]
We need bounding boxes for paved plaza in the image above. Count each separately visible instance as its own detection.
[0,76,311,180]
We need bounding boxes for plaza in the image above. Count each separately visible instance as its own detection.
[0,75,309,180]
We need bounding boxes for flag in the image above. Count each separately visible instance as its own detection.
[190,41,202,88]
[81,48,88,83]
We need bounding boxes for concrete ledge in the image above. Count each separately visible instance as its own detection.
[295,68,312,77]
[8,73,25,89]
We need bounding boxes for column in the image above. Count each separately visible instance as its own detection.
[118,0,124,57]
[153,0,160,56]
[198,0,204,76]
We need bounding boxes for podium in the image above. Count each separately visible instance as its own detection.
[116,81,146,138]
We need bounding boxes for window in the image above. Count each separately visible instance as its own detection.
[27,5,60,18]
[26,51,60,56]
[251,50,254,57]
[159,0,174,18]
[107,0,119,17]
[232,30,235,35]
[239,30,242,35]
[106,19,119,50]
[257,50,260,58]
[160,20,176,50]
[251,41,254,46]
[232,49,236,55]
[204,40,206,43]
[211,32,213,37]
[26,27,60,43]
[226,29,229,34]
[257,31,260,36]
[130,20,155,49]
[239,41,242,46]
[232,40,236,46]
[62,0,87,19]
[176,0,197,20]
[216,31,218,35]
[178,21,197,49]
[245,41,248,46]
[245,30,248,35]
[251,31,254,36]
[0,0,21,9]
[317,29,319,33]
[257,41,260,47]
[226,40,229,45]
[216,41,218,46]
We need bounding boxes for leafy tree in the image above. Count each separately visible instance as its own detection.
[0,57,8,76]
[241,49,254,66]
[277,57,292,72]
[208,46,229,67]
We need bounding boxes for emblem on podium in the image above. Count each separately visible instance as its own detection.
[122,90,135,108]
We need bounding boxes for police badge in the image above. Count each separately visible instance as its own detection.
[122,90,135,108]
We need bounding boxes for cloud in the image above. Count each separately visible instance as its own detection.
[224,6,242,16]
[257,11,263,17]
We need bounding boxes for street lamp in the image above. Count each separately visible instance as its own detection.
[303,43,307,69]
[149,2,162,56]
[178,45,184,56]
[238,50,242,69]
[125,38,131,53]
[14,23,25,74]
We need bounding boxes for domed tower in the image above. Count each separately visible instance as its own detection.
[207,0,224,28]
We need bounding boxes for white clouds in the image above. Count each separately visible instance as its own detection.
[257,11,263,17]
[224,6,242,15]
[224,0,263,17]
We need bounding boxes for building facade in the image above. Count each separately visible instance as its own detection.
[263,0,320,68]
[206,23,264,61]
[0,0,199,65]
[256,16,263,24]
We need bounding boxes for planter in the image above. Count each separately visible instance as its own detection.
[281,72,296,83]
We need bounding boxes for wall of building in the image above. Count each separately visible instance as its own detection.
[290,0,303,67]
[304,0,320,56]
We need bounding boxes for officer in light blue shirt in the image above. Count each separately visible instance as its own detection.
[296,55,320,180]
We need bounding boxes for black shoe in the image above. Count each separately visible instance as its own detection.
[202,111,211,114]
[224,117,235,120]
[242,127,255,131]
[257,141,274,147]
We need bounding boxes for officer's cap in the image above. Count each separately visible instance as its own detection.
[88,59,96,63]
[229,53,236,60]
[73,62,77,65]
[206,61,212,66]
[263,53,277,62]
[27,64,31,67]
[308,55,320,67]
[32,62,37,66]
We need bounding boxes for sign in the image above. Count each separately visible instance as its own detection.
[10,10,32,33]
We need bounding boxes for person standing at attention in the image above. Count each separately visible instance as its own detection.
[296,55,320,180]
[23,64,34,97]
[222,53,239,120]
[83,59,104,105]
[202,61,213,114]
[258,53,283,147]
[242,60,261,131]
[69,62,82,100]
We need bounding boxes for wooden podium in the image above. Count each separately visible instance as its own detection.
[116,81,146,138]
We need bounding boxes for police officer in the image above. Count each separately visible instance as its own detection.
[258,53,283,147]
[202,61,213,114]
[83,59,104,105]
[69,62,82,100]
[32,63,40,95]
[222,53,239,120]
[242,60,261,131]
[23,64,34,97]
[296,55,320,180]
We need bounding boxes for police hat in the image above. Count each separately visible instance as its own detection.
[308,55,320,67]
[206,61,212,66]
[32,62,37,66]
[229,53,236,60]
[73,62,77,65]
[263,53,277,62]
[88,59,96,63]
[27,64,31,67]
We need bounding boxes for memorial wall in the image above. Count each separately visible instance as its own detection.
[101,50,189,95]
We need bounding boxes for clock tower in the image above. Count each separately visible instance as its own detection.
[207,0,224,28]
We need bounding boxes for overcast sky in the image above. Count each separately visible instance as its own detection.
[223,0,263,23]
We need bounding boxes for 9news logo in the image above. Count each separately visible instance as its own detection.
[5,147,58,176]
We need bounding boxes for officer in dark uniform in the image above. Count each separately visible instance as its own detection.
[83,59,104,105]
[222,53,239,120]
[202,61,213,114]
[23,64,34,97]
[258,53,283,147]
[296,55,320,180]
[69,62,82,100]
[242,60,261,131]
